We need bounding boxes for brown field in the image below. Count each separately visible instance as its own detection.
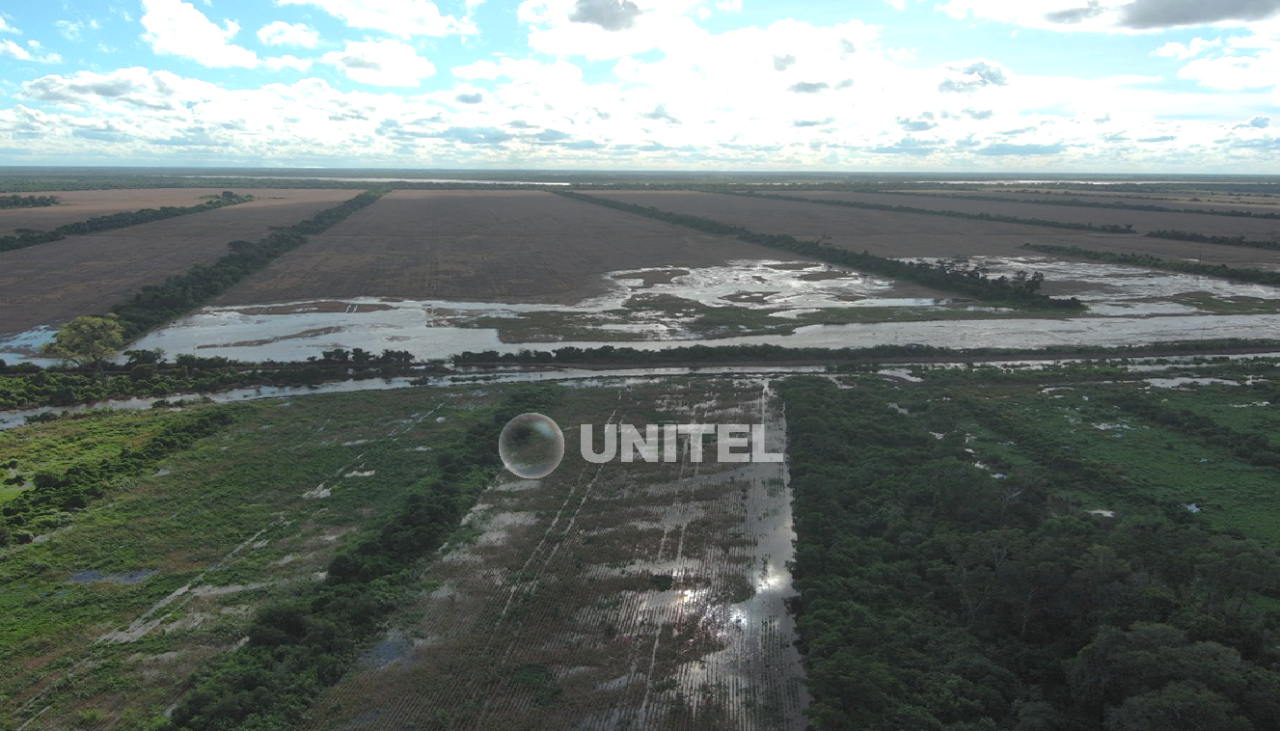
[212,190,796,306]
[776,190,1280,239]
[0,188,339,233]
[895,188,1280,215]
[0,189,356,337]
[307,380,809,731]
[584,190,1280,268]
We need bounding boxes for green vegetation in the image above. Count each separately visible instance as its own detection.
[109,189,386,340]
[557,190,1084,309]
[781,372,1280,731]
[1,409,233,544]
[164,387,542,731]
[886,189,1280,220]
[735,189,1140,234]
[39,315,125,368]
[1022,243,1280,286]
[0,193,253,254]
[0,349,421,411]
[0,193,59,208]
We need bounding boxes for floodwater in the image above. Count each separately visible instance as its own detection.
[972,256,1280,304]
[119,311,1280,363]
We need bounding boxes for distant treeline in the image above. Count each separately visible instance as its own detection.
[891,190,1280,220]
[0,409,232,545]
[1021,243,1280,286]
[0,194,59,208]
[1146,229,1280,251]
[453,338,1280,366]
[733,189,1139,234]
[556,191,1084,309]
[164,387,545,731]
[0,192,253,254]
[110,190,385,340]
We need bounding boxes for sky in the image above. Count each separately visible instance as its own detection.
[0,0,1278,172]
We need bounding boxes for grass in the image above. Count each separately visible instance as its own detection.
[0,386,500,729]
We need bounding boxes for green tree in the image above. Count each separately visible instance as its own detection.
[41,315,125,369]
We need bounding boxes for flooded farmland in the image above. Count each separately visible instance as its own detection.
[304,379,811,730]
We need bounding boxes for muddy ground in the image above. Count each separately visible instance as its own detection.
[306,379,810,731]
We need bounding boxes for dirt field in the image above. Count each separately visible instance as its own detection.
[584,191,1280,268]
[0,188,343,233]
[307,379,810,731]
[776,190,1280,239]
[894,188,1280,215]
[0,190,357,337]
[213,190,795,306]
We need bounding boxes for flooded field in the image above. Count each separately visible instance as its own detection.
[306,379,810,730]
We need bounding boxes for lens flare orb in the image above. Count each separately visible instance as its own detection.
[498,413,564,479]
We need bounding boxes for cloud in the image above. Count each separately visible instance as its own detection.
[0,39,61,63]
[1177,50,1278,90]
[788,81,829,93]
[23,67,218,110]
[434,126,513,144]
[773,54,796,71]
[257,21,320,48]
[938,60,1008,93]
[0,17,17,34]
[264,55,313,72]
[569,0,642,31]
[963,107,994,119]
[455,91,484,103]
[1044,1,1105,24]
[885,0,906,9]
[897,112,937,131]
[976,142,1066,155]
[321,39,436,86]
[55,19,101,41]
[1152,37,1222,59]
[642,103,680,123]
[793,117,834,127]
[716,0,742,10]
[1238,115,1271,128]
[869,137,941,155]
[277,0,475,38]
[1119,0,1280,29]
[141,0,259,68]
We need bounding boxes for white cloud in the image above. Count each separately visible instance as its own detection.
[321,39,436,86]
[1152,37,1222,58]
[257,21,321,48]
[141,0,259,68]
[715,0,742,10]
[55,19,101,41]
[519,0,707,60]
[0,16,18,34]
[276,0,476,38]
[264,55,314,71]
[885,0,906,10]
[0,39,61,63]
[936,0,1280,33]
[1178,51,1278,90]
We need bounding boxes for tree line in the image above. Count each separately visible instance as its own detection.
[887,190,1280,220]
[556,191,1084,309]
[0,194,59,209]
[1145,229,1280,252]
[0,192,253,254]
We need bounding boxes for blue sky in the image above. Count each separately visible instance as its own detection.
[0,0,1277,171]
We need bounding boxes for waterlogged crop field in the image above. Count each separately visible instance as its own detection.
[0,189,357,339]
[5,360,1280,728]
[306,378,809,731]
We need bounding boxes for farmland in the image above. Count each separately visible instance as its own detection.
[0,189,269,234]
[210,190,796,306]
[771,189,1280,244]
[0,189,357,337]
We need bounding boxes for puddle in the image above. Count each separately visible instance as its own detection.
[67,569,157,585]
